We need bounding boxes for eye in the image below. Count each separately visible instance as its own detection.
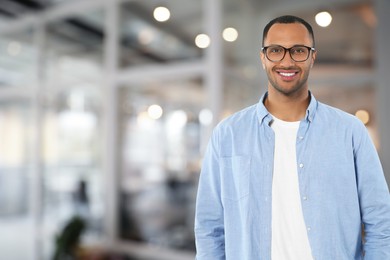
[292,47,306,54]
[269,47,283,53]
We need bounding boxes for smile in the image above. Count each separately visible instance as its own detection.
[279,72,296,77]
[275,70,299,81]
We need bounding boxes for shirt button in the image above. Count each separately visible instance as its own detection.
[299,163,304,168]
[303,196,307,200]
[307,227,311,231]
[298,136,304,140]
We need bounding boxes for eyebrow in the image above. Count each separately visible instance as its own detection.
[263,44,312,48]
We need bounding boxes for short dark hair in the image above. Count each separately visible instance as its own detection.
[262,15,315,47]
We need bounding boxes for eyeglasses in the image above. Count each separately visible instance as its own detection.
[261,45,316,62]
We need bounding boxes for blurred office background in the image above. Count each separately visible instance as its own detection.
[0,0,389,259]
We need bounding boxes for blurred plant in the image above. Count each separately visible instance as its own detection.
[52,215,86,260]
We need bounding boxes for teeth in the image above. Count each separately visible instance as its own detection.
[280,72,295,77]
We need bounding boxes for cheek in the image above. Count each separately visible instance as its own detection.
[300,65,313,79]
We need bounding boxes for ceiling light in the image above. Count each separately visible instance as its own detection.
[223,27,238,42]
[195,34,210,49]
[355,109,370,125]
[170,110,187,128]
[148,104,163,120]
[199,109,213,125]
[153,6,170,22]
[315,11,332,27]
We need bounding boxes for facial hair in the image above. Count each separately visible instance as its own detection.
[267,65,311,96]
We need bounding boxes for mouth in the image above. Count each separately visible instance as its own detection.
[275,69,299,81]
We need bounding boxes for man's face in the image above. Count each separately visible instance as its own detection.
[260,23,316,96]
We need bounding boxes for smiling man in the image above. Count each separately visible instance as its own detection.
[194,15,390,260]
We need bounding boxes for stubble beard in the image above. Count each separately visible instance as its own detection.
[267,67,310,97]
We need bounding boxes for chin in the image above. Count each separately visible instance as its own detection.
[273,84,306,96]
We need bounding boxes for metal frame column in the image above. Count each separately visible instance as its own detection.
[103,0,120,245]
[31,20,45,260]
[204,0,223,127]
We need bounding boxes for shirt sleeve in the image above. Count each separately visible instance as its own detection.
[194,128,225,260]
[353,122,390,259]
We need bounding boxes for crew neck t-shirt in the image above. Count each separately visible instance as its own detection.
[270,116,313,260]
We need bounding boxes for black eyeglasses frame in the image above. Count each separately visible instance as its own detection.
[261,45,316,62]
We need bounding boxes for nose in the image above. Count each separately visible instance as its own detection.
[279,51,295,67]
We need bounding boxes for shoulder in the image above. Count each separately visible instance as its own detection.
[209,104,258,147]
[316,102,367,133]
[317,102,361,124]
[209,104,259,156]
[215,104,258,133]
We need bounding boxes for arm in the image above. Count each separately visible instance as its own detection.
[354,123,390,259]
[194,129,225,259]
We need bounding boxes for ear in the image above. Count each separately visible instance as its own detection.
[310,50,317,68]
[260,51,266,69]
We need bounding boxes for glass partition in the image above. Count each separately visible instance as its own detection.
[41,9,106,259]
[118,78,207,252]
[0,98,34,259]
[45,10,104,89]
[41,87,104,257]
[0,29,36,88]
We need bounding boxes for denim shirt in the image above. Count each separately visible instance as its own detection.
[194,92,390,260]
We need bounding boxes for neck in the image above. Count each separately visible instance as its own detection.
[264,88,310,122]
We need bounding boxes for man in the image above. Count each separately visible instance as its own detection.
[194,15,390,260]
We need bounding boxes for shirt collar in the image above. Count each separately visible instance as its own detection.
[256,91,318,125]
[305,91,318,122]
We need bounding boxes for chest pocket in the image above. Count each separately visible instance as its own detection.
[220,156,251,201]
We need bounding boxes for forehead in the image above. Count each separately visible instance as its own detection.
[265,23,312,46]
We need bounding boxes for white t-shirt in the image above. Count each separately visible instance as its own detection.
[270,116,313,260]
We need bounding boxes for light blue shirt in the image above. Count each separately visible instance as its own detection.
[194,92,390,260]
